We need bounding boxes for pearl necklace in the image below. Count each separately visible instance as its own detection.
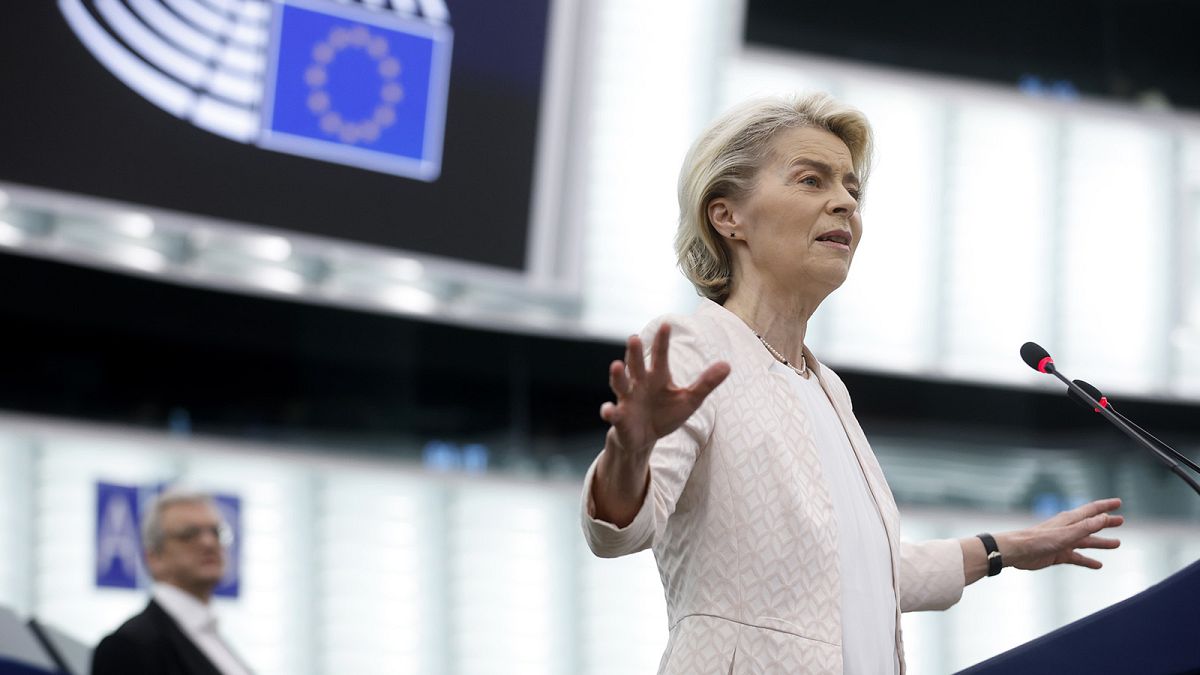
[755,333,809,377]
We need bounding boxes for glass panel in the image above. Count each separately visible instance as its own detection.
[448,485,570,675]
[1175,132,1200,396]
[721,49,839,108]
[316,471,442,675]
[0,431,34,614]
[819,83,942,372]
[943,102,1055,381]
[579,0,724,335]
[578,547,667,674]
[1060,117,1171,393]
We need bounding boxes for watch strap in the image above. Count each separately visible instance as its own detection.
[977,533,1003,577]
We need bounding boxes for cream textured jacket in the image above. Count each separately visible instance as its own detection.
[581,299,966,674]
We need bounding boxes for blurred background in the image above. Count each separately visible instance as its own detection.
[1,0,1199,673]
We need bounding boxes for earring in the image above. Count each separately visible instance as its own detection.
[729,232,736,238]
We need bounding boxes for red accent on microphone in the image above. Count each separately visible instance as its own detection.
[1094,396,1109,413]
[1037,356,1054,373]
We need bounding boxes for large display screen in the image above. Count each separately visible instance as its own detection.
[0,0,557,272]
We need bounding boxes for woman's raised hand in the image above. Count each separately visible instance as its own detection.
[592,323,730,526]
[600,323,731,459]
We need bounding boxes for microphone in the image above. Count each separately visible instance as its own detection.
[1066,379,1108,412]
[1067,379,1200,475]
[1020,342,1200,497]
[1019,342,1056,374]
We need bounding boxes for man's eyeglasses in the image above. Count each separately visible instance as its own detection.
[163,523,234,547]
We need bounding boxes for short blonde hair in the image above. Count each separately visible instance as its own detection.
[675,92,874,303]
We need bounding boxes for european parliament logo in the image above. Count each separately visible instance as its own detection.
[59,0,453,181]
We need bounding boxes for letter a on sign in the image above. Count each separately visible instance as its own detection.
[96,482,142,589]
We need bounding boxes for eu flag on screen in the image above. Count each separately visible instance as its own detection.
[261,0,453,181]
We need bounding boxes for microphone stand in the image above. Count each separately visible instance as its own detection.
[1101,402,1200,476]
[1047,368,1200,497]
[1067,382,1200,475]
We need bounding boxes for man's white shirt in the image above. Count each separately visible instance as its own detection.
[152,582,252,675]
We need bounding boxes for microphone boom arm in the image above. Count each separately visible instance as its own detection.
[1048,369,1200,497]
[1110,406,1200,476]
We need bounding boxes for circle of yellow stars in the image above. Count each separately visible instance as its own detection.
[305,25,403,145]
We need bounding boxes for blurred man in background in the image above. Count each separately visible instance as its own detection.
[92,489,252,675]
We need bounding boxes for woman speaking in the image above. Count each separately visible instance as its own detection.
[580,93,1124,674]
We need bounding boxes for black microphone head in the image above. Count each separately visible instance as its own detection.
[1073,379,1103,400]
[1068,379,1109,413]
[1020,342,1055,373]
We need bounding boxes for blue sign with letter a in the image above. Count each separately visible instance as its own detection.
[210,495,241,598]
[96,482,144,589]
[261,0,453,181]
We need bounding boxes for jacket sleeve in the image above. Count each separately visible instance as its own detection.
[580,314,719,558]
[898,538,966,612]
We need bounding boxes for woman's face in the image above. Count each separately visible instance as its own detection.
[717,126,863,295]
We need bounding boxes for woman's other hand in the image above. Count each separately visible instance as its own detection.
[962,498,1124,584]
[998,497,1124,571]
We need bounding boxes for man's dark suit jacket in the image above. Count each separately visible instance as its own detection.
[90,600,222,675]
